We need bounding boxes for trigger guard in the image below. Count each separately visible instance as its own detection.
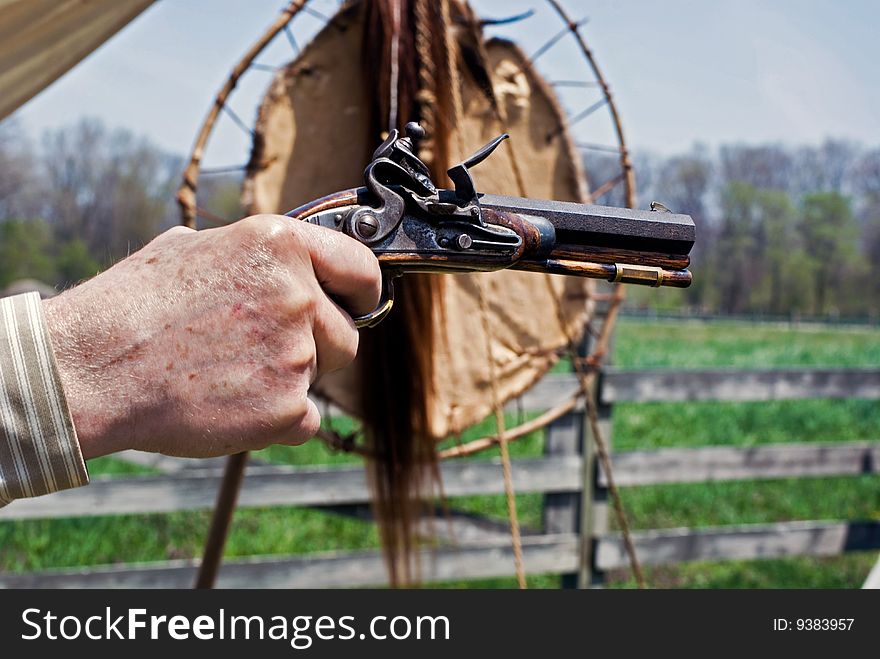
[353,276,395,328]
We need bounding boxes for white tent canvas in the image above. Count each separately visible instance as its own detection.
[0,0,154,120]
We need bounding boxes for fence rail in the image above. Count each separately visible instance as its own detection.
[4,519,879,589]
[0,536,581,589]
[1,367,879,588]
[618,308,880,328]
[0,456,582,521]
[601,368,880,403]
[505,368,880,410]
[2,441,876,522]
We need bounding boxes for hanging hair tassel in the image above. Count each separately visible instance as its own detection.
[359,0,454,586]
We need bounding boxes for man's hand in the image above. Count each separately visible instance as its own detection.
[43,215,381,459]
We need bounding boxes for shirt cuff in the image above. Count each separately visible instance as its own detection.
[0,292,89,506]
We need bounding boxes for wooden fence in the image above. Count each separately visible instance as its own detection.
[1,364,879,588]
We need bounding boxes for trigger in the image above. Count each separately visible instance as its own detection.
[353,275,395,328]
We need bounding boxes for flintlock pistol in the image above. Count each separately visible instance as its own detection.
[286,122,695,327]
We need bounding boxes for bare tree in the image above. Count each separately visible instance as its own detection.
[719,144,794,192]
[40,119,180,262]
[0,119,41,219]
[792,139,858,196]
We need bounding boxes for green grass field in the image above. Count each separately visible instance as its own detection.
[1,318,878,588]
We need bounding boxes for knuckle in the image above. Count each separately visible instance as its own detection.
[300,409,321,438]
[284,281,321,318]
[155,225,195,245]
[237,214,289,241]
[313,319,359,376]
[289,340,319,381]
[360,243,382,284]
[234,215,302,278]
[283,398,320,439]
[164,225,196,238]
[346,239,382,301]
[334,328,360,369]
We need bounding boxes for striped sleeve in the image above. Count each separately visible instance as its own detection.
[0,292,88,508]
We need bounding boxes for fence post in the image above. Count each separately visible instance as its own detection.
[543,406,586,588]
[577,299,615,589]
[580,385,611,588]
[542,303,613,588]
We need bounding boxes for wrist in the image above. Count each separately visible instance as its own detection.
[43,295,131,459]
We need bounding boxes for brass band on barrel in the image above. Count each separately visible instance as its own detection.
[613,263,664,287]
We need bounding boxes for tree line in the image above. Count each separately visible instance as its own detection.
[587,139,880,317]
[0,118,246,292]
[1,118,878,317]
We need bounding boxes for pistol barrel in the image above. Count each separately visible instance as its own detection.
[477,194,695,256]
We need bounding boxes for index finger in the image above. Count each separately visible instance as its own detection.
[295,221,382,317]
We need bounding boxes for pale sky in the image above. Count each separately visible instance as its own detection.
[5,0,878,166]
